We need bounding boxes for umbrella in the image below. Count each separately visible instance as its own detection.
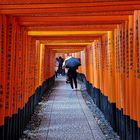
[65,57,81,68]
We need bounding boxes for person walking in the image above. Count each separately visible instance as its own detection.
[55,58,59,78]
[67,67,77,89]
[63,54,72,83]
[63,54,80,89]
[58,56,64,75]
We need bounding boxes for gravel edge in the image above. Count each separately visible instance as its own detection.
[80,83,120,140]
[20,89,52,140]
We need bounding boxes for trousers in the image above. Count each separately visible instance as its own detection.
[67,68,77,89]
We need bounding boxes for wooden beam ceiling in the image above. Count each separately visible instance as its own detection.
[46,45,86,50]
[28,31,107,36]
[1,1,140,9]
[0,0,139,5]
[26,24,117,33]
[0,5,137,15]
[32,35,101,40]
[0,0,138,53]
[18,15,128,23]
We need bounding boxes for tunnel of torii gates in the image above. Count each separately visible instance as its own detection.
[0,0,140,140]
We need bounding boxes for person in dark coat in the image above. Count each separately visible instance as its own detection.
[67,67,77,89]
[58,56,64,75]
[55,57,59,78]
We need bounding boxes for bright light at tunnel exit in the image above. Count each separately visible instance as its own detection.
[28,31,107,36]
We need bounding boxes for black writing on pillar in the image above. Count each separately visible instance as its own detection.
[129,28,133,71]
[119,33,121,73]
[0,24,5,109]
[123,29,126,74]
[126,29,129,78]
[5,24,12,110]
[136,20,140,79]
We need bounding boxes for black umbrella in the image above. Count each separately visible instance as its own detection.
[65,57,81,68]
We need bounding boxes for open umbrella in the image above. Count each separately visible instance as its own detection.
[65,57,81,68]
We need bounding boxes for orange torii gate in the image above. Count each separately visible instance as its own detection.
[0,0,140,140]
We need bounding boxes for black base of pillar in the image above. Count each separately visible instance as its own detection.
[0,125,4,140]
[138,127,140,140]
[110,103,116,131]
[11,113,18,140]
[4,117,12,140]
[93,87,100,107]
[120,110,126,140]
[132,119,138,140]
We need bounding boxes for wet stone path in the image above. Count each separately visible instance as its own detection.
[21,76,106,140]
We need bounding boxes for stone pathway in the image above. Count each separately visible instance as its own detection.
[21,77,106,140]
[22,76,106,140]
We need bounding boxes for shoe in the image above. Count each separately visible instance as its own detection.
[66,80,69,84]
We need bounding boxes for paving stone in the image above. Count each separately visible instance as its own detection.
[51,114,83,118]
[48,123,91,134]
[53,104,81,108]
[47,132,94,140]
[50,116,88,125]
